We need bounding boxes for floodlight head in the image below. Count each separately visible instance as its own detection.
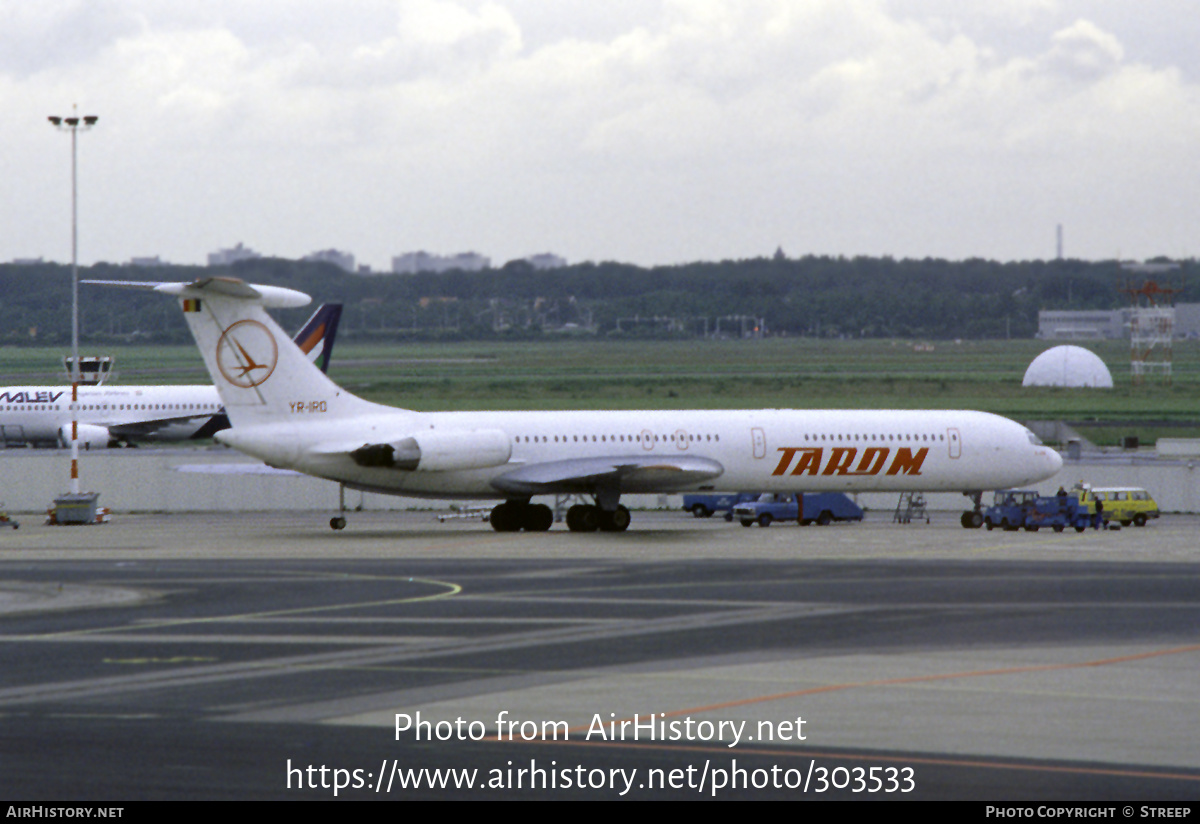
[83,115,98,126]
[48,116,62,126]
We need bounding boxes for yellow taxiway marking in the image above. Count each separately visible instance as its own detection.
[7,577,462,641]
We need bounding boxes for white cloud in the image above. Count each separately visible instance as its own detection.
[1041,18,1124,80]
[0,0,141,76]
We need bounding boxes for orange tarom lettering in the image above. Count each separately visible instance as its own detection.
[822,448,857,475]
[772,447,802,476]
[790,448,823,476]
[885,447,928,475]
[852,447,889,475]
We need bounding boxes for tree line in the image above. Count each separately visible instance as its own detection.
[0,255,1193,345]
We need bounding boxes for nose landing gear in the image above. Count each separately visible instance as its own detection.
[960,491,984,529]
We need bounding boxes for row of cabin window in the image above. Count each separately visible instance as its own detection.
[803,433,945,443]
[3,404,219,412]
[517,433,721,444]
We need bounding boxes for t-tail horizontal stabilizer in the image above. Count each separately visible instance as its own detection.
[84,277,384,429]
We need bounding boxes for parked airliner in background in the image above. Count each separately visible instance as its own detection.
[90,277,1063,532]
[0,302,341,449]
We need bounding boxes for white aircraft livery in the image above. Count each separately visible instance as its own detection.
[91,277,1063,533]
[0,302,341,449]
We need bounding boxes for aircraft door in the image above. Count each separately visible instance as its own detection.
[947,427,961,459]
[751,427,766,459]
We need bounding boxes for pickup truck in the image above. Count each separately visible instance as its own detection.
[682,492,759,520]
[731,492,864,527]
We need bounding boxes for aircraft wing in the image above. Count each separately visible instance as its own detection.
[108,413,227,439]
[490,455,724,496]
[173,463,302,477]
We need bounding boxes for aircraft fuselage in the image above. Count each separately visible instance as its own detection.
[217,407,1061,500]
[0,384,224,446]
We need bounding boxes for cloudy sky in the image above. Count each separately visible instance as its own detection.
[4,0,1199,269]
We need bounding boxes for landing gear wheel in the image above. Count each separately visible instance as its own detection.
[490,502,523,532]
[599,505,631,532]
[566,504,600,533]
[524,503,554,532]
[330,516,347,531]
[960,511,983,529]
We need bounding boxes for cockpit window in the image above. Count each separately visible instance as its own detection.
[1025,429,1043,445]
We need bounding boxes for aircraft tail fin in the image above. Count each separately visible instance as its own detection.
[85,278,383,428]
[292,302,343,373]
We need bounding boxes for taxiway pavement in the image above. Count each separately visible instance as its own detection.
[1,511,1197,800]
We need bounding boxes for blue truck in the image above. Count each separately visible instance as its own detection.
[682,492,759,520]
[983,489,1092,533]
[730,493,864,527]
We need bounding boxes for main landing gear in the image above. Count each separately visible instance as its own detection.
[488,499,632,533]
[489,501,554,532]
[565,488,631,532]
[565,503,630,533]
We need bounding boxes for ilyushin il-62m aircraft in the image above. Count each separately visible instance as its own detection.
[89,277,1063,533]
[0,303,340,449]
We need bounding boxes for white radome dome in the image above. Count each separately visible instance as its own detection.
[1022,345,1113,388]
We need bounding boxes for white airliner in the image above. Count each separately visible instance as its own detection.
[89,277,1063,532]
[0,303,341,449]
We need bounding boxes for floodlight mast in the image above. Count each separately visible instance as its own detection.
[48,107,98,495]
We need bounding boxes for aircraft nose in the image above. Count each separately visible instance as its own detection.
[1046,448,1064,476]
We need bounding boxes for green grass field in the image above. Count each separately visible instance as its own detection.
[3,338,1198,442]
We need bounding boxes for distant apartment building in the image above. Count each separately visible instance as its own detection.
[303,248,356,272]
[128,256,167,267]
[524,253,567,270]
[391,251,490,274]
[207,242,261,266]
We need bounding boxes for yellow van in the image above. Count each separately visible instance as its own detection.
[1073,486,1160,527]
